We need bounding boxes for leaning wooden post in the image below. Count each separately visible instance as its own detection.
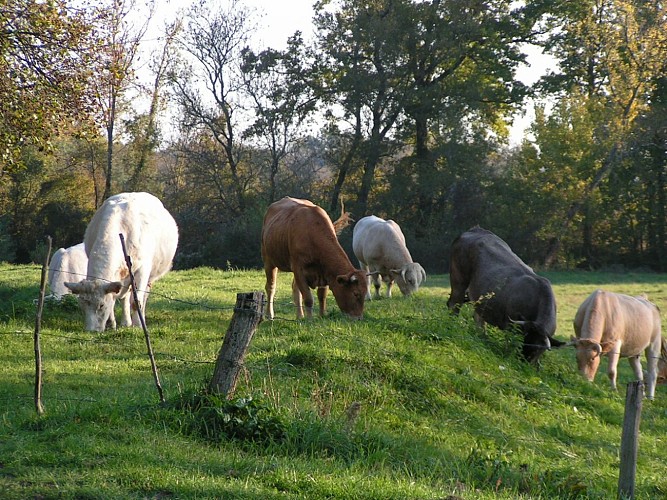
[209,291,264,397]
[119,233,165,404]
[618,381,643,500]
[34,235,52,416]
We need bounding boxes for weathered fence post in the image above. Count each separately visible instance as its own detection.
[34,236,52,416]
[119,233,165,404]
[209,291,264,397]
[618,381,643,499]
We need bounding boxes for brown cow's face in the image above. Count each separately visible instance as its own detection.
[575,341,602,381]
[331,270,368,320]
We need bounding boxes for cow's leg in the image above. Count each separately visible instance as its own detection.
[371,272,382,299]
[627,355,646,398]
[264,266,278,319]
[106,304,117,330]
[447,269,468,312]
[607,349,621,391]
[644,339,660,400]
[291,275,313,319]
[131,274,151,327]
[385,276,394,298]
[317,286,328,317]
[119,292,132,327]
[360,263,373,301]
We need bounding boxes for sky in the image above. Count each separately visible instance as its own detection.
[145,0,554,145]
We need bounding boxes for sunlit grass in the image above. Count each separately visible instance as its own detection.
[1,263,666,498]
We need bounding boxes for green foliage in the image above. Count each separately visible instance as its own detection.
[0,0,100,171]
[164,391,287,444]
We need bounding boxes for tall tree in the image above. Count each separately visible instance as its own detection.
[93,0,154,203]
[0,0,99,174]
[314,0,411,217]
[241,34,317,203]
[125,19,181,192]
[169,0,256,214]
[539,0,667,266]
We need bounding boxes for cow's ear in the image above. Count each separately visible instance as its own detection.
[64,281,82,294]
[337,273,356,285]
[104,281,123,294]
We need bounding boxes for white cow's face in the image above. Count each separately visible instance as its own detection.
[64,279,123,332]
[392,263,426,297]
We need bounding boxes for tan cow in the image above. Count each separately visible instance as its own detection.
[571,289,662,400]
[261,197,367,320]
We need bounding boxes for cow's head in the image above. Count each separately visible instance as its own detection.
[512,319,564,364]
[64,279,123,332]
[390,263,426,297]
[331,270,368,320]
[570,336,615,381]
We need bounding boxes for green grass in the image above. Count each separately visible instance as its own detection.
[1,264,667,499]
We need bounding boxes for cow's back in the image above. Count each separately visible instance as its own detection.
[353,216,411,269]
[451,227,532,298]
[576,289,661,351]
[48,243,88,297]
[261,197,338,272]
[85,192,178,281]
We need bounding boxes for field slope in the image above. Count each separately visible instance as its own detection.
[1,265,666,499]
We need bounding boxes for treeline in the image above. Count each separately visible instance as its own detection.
[1,0,666,272]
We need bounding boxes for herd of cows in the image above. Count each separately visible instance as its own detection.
[47,192,667,399]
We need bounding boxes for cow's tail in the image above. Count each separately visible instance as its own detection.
[332,197,354,236]
[661,336,667,361]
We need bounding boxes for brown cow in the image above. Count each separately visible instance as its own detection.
[261,197,367,320]
[571,289,662,400]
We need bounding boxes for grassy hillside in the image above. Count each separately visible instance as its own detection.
[1,264,666,499]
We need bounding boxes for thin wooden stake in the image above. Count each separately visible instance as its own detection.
[119,233,164,404]
[34,236,52,416]
[618,381,643,499]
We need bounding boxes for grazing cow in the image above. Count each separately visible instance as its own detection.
[261,197,367,320]
[352,215,426,300]
[65,192,178,332]
[659,338,667,385]
[571,289,661,399]
[447,226,563,363]
[48,243,87,299]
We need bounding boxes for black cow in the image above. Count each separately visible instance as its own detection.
[447,227,563,363]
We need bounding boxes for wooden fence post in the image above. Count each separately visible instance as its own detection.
[618,381,643,500]
[34,235,52,416]
[209,291,264,397]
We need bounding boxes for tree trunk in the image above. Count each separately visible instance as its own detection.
[543,143,621,268]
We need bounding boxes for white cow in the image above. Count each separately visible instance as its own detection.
[48,243,87,298]
[65,192,178,332]
[352,215,426,300]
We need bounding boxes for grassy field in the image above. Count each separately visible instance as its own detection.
[1,264,666,499]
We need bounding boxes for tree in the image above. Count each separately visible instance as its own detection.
[169,0,256,215]
[93,0,155,203]
[125,19,181,192]
[241,34,317,203]
[0,0,99,173]
[538,0,667,266]
[314,0,411,217]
